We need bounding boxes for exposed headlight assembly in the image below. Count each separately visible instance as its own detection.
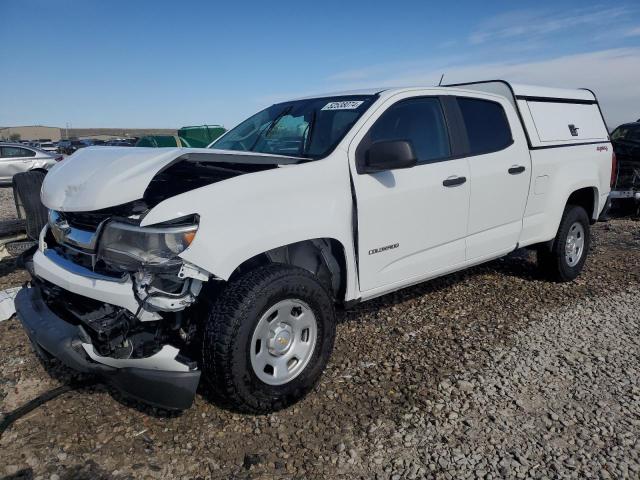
[98,220,198,271]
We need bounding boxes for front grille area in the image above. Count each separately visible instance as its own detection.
[44,228,127,280]
[59,200,148,230]
[63,211,111,230]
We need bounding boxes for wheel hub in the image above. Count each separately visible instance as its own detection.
[249,299,318,386]
[268,324,293,355]
[565,221,585,267]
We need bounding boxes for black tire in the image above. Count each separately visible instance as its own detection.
[538,204,590,282]
[0,218,26,237]
[202,264,336,413]
[12,171,48,241]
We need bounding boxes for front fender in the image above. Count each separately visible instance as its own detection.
[141,153,357,292]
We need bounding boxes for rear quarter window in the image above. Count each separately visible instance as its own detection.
[457,97,513,155]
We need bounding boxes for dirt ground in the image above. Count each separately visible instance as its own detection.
[0,189,639,479]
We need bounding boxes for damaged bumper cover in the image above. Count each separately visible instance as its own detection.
[15,284,201,410]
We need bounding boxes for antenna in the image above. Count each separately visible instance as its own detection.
[438,73,445,86]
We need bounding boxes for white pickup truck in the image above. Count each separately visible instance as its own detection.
[15,80,613,412]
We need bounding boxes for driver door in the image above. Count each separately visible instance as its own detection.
[349,94,470,293]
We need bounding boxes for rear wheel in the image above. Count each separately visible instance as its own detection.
[201,264,336,413]
[538,204,590,282]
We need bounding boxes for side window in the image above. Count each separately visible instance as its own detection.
[457,97,513,155]
[1,146,35,158]
[367,97,451,163]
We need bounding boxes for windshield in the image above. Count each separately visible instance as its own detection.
[211,95,377,159]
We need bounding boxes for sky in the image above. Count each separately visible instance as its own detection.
[1,0,639,130]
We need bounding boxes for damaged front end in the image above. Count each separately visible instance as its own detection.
[15,147,303,409]
[16,203,211,410]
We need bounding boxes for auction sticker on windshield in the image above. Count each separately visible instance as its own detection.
[321,101,364,111]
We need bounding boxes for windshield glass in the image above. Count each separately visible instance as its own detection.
[211,95,377,159]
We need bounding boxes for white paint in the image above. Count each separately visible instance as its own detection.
[38,82,611,306]
[82,344,190,372]
[526,101,608,144]
[41,146,302,212]
[32,249,160,321]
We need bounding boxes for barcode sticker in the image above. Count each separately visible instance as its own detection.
[321,101,364,111]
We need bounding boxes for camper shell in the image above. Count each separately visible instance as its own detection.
[445,80,610,148]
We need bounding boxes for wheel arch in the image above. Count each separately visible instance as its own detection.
[566,186,599,223]
[229,238,348,301]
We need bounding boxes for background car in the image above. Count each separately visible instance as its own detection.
[610,121,640,212]
[38,141,58,153]
[0,143,62,186]
[104,138,137,146]
[57,139,86,155]
[80,138,106,147]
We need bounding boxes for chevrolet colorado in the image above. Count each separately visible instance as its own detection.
[15,81,613,412]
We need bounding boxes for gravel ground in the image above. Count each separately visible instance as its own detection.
[0,187,18,220]
[0,187,638,479]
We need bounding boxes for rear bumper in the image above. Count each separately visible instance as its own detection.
[14,285,201,410]
[609,189,640,201]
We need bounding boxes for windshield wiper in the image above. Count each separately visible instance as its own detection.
[301,109,317,156]
[248,105,293,152]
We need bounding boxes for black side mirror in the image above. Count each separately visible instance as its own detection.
[360,140,417,174]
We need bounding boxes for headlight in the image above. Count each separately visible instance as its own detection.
[98,221,198,271]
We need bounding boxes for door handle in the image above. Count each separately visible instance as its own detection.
[508,165,526,175]
[442,176,467,187]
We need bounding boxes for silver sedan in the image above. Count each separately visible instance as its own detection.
[0,143,62,186]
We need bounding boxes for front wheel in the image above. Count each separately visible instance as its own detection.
[538,204,591,282]
[201,264,336,413]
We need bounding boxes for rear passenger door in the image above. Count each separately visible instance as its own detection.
[455,95,532,260]
[350,95,471,293]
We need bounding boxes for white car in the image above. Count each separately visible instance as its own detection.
[0,143,61,186]
[38,142,59,153]
[15,81,613,411]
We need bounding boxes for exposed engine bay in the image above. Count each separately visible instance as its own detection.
[143,158,276,207]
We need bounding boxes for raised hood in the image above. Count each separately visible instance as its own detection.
[41,146,301,212]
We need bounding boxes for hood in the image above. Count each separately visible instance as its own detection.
[41,146,301,212]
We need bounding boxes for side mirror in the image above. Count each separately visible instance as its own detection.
[361,140,417,174]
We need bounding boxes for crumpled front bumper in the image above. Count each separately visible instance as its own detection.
[14,284,201,410]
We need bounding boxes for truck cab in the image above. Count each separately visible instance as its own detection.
[15,81,612,412]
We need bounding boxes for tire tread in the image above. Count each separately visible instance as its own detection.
[202,264,335,413]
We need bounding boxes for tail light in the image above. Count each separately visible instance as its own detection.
[610,151,617,188]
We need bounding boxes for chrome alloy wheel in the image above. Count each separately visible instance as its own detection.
[565,221,585,267]
[250,299,318,385]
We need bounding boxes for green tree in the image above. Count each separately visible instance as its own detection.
[9,133,21,142]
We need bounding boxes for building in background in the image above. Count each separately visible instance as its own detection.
[0,125,62,142]
[67,128,177,140]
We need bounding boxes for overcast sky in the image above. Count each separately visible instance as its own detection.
[1,0,639,129]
